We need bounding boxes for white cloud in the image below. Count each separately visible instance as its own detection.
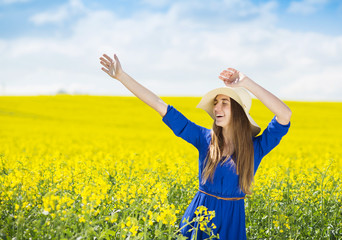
[29,0,86,25]
[0,0,30,4]
[1,0,341,100]
[287,0,330,15]
[281,67,341,100]
[2,82,100,96]
[141,0,171,8]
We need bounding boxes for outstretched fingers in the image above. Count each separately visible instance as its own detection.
[99,53,122,79]
[101,67,110,74]
[103,54,113,63]
[100,57,111,66]
[99,54,114,77]
[100,60,109,68]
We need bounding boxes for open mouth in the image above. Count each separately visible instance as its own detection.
[215,114,224,120]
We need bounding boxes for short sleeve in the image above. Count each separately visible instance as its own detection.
[253,116,290,172]
[162,105,210,150]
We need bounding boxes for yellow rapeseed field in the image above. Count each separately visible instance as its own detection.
[0,95,341,239]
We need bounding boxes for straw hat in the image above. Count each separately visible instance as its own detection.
[197,87,261,136]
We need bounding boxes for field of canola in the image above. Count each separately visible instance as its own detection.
[0,95,341,239]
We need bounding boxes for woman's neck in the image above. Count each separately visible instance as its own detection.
[222,126,234,156]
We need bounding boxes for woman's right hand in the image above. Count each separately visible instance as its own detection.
[100,54,124,80]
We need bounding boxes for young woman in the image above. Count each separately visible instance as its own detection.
[99,53,292,239]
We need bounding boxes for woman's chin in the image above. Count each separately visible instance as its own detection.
[215,121,224,127]
[215,119,230,128]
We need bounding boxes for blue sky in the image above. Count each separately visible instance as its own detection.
[0,0,341,100]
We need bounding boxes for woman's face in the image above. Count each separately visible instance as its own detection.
[213,94,231,128]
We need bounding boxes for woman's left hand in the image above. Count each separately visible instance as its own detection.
[219,68,250,87]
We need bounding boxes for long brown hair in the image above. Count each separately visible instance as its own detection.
[201,98,254,195]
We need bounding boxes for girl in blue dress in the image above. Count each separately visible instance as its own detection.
[100,54,292,239]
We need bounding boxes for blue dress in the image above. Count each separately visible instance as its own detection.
[162,105,290,239]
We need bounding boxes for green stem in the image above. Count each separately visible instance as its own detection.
[168,224,171,240]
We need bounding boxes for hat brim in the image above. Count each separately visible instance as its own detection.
[197,87,261,136]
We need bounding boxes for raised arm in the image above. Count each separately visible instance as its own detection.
[99,54,168,117]
[219,68,292,125]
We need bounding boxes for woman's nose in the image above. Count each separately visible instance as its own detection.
[213,103,220,112]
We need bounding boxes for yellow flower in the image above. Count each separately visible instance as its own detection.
[147,210,153,218]
[130,225,139,236]
[126,218,131,227]
[1,96,341,238]
[273,220,279,228]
